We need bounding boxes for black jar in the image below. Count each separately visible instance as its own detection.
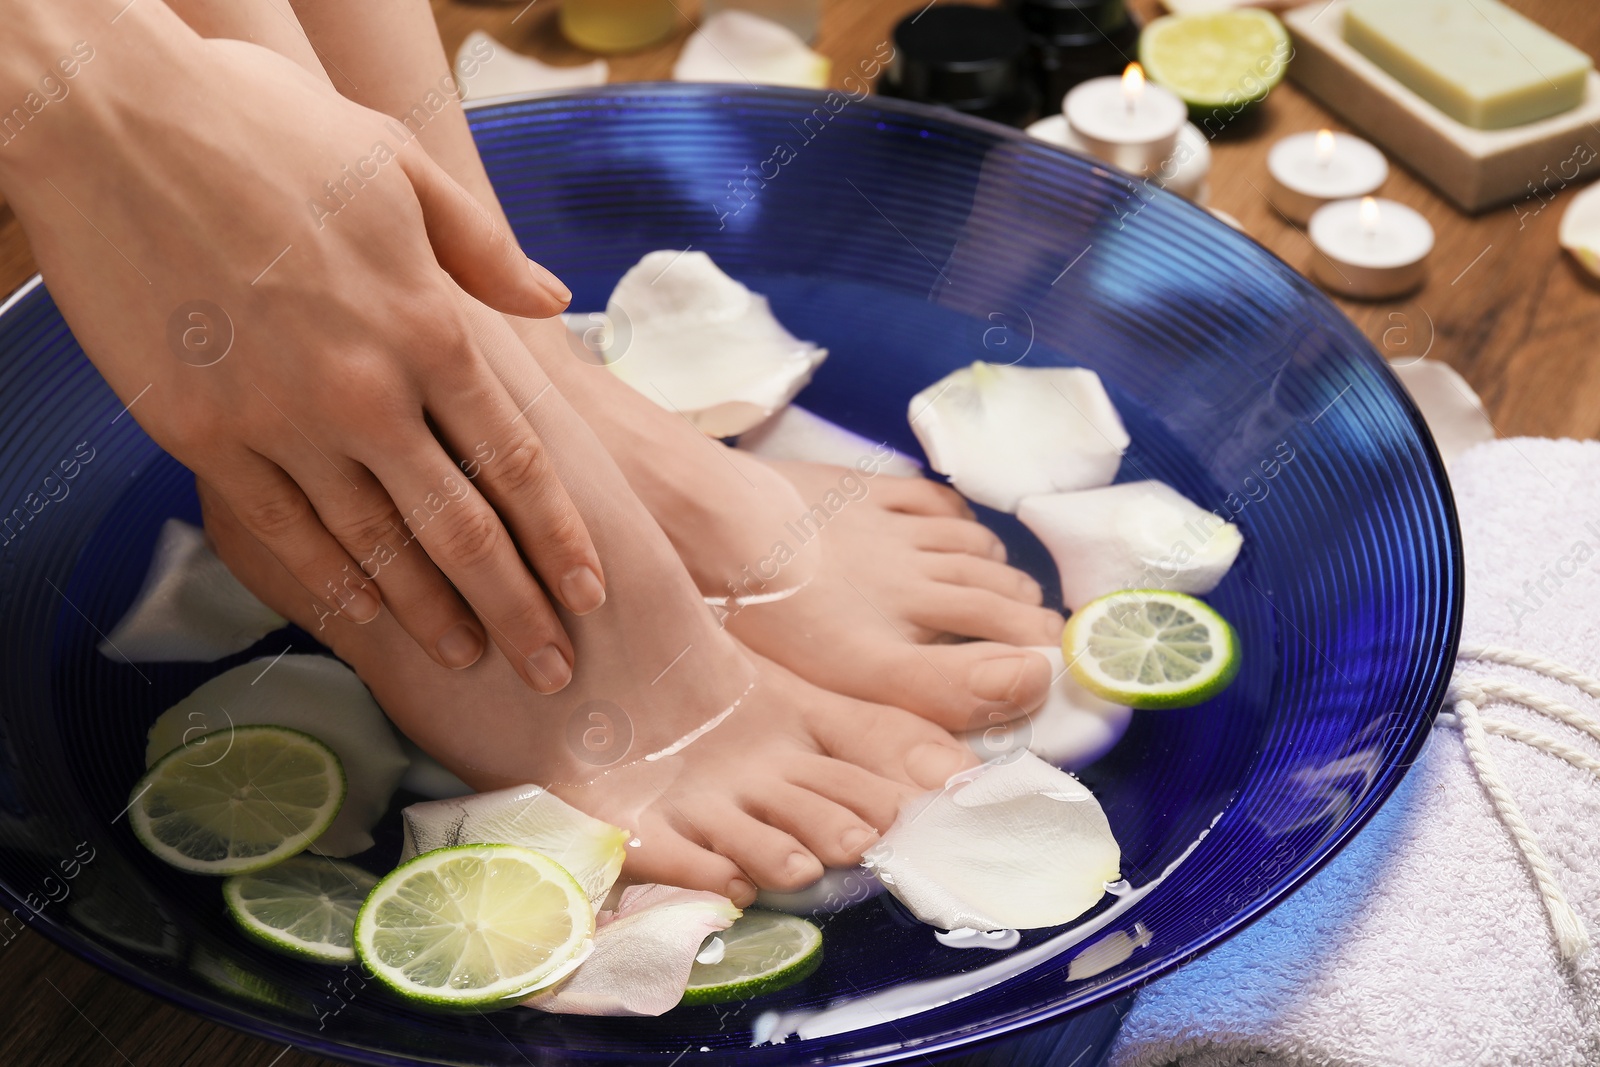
[877,5,1040,128]
[1005,0,1141,113]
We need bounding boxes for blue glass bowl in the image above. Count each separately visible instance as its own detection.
[0,85,1459,1065]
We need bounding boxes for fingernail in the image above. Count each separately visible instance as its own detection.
[727,878,754,904]
[528,259,571,307]
[907,742,975,789]
[525,644,573,693]
[840,827,876,857]
[989,541,1008,562]
[970,656,1028,702]
[343,586,381,624]
[435,622,483,670]
[559,565,606,615]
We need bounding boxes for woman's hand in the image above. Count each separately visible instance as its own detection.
[0,2,601,692]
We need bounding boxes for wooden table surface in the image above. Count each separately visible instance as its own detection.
[2,0,1593,1063]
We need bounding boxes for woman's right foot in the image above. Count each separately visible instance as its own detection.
[508,315,1062,730]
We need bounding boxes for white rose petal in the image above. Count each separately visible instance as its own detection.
[908,363,1128,512]
[455,30,606,101]
[1018,481,1242,611]
[600,251,827,437]
[1385,358,1495,468]
[101,519,285,663]
[672,12,830,88]
[522,885,740,1016]
[864,752,1120,931]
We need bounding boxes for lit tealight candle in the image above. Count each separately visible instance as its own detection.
[1267,128,1389,225]
[1064,62,1189,176]
[1026,113,1212,203]
[1308,196,1433,300]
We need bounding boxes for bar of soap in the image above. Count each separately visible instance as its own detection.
[1343,0,1591,129]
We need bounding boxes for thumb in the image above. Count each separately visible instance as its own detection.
[401,149,570,318]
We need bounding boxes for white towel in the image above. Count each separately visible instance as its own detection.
[1109,437,1600,1067]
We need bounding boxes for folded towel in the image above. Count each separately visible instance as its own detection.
[1109,437,1600,1067]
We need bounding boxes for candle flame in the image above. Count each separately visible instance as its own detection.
[1122,63,1145,107]
[1314,128,1336,165]
[1359,196,1381,235]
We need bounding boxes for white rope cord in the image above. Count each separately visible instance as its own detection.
[1443,645,1600,962]
[1452,679,1600,746]
[1459,644,1600,704]
[1451,697,1592,961]
[1475,717,1600,781]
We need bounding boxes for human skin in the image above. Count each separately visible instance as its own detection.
[0,0,607,693]
[148,0,984,900]
[240,0,1065,731]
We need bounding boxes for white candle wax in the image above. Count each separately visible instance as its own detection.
[1308,197,1433,300]
[1267,129,1388,225]
[1063,64,1188,176]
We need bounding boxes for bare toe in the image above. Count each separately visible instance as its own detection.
[803,684,980,790]
[903,515,1008,560]
[755,786,885,867]
[881,643,1054,730]
[625,813,753,904]
[703,806,823,892]
[920,552,1045,605]
[875,475,974,519]
[782,754,909,832]
[906,586,1066,646]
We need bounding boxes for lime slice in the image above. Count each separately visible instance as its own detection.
[129,725,346,876]
[224,855,378,963]
[1063,589,1240,709]
[1139,10,1290,118]
[680,911,822,1005]
[354,844,595,1010]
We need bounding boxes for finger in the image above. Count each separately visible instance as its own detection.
[430,363,606,618]
[400,147,570,319]
[211,453,382,628]
[287,455,489,672]
[369,442,575,695]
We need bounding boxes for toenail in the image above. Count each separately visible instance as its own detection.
[840,828,876,857]
[907,742,974,789]
[435,622,484,670]
[970,656,1028,702]
[727,878,754,903]
[785,851,818,879]
[559,565,607,616]
[525,644,573,693]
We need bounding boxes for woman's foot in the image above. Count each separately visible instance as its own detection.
[508,316,1064,730]
[198,302,976,903]
[725,458,1066,730]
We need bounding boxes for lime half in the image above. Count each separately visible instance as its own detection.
[354,844,595,1010]
[1064,590,1240,709]
[1140,10,1290,119]
[224,855,378,964]
[681,911,822,1005]
[129,725,345,876]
